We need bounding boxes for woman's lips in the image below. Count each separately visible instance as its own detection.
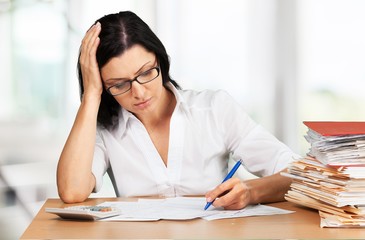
[135,98,152,109]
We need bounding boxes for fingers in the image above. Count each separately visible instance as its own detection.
[205,178,240,201]
[79,22,103,98]
[81,22,101,66]
[212,179,242,207]
[85,22,101,55]
[82,22,101,49]
[205,178,250,210]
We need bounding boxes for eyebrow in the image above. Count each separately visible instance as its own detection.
[104,60,153,83]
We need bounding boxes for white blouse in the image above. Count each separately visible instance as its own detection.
[92,83,298,197]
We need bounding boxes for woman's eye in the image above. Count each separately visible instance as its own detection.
[139,69,154,78]
[114,83,127,89]
[140,72,149,77]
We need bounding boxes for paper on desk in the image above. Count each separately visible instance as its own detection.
[98,197,294,221]
[202,204,294,221]
[319,211,365,228]
[99,197,214,221]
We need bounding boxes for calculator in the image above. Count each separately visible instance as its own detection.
[45,205,122,220]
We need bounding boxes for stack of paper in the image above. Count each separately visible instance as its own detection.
[303,121,365,166]
[283,121,365,228]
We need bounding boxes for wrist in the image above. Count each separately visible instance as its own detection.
[82,92,102,104]
[80,93,102,118]
[245,180,259,205]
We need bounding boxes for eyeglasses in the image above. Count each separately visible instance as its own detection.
[106,66,160,96]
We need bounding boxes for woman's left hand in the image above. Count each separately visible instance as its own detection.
[205,177,252,210]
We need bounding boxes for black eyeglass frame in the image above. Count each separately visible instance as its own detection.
[106,66,160,96]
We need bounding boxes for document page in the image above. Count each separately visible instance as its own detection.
[99,197,294,221]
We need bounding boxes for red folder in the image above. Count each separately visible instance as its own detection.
[303,121,365,136]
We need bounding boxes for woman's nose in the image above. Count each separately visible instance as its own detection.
[130,81,146,98]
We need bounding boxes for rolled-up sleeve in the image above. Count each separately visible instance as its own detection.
[232,124,299,176]
[92,129,109,192]
[212,90,299,177]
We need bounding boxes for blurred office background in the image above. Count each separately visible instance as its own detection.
[1,0,365,238]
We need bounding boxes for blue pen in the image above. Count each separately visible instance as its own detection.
[204,159,243,210]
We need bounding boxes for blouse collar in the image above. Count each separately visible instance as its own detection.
[115,82,186,138]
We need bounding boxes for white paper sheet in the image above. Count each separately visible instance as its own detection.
[98,197,294,221]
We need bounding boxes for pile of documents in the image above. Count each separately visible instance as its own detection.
[304,121,365,166]
[283,121,365,228]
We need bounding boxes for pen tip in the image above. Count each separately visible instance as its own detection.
[204,202,210,210]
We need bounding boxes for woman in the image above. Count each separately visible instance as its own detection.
[57,11,299,210]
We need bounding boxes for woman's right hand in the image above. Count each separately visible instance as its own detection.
[79,22,103,99]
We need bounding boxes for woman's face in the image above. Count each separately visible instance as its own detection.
[101,44,164,117]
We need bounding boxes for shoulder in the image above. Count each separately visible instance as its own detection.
[178,89,236,108]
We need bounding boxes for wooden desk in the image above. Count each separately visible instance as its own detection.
[21,198,364,239]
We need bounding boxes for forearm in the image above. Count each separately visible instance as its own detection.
[245,170,291,205]
[57,96,100,203]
